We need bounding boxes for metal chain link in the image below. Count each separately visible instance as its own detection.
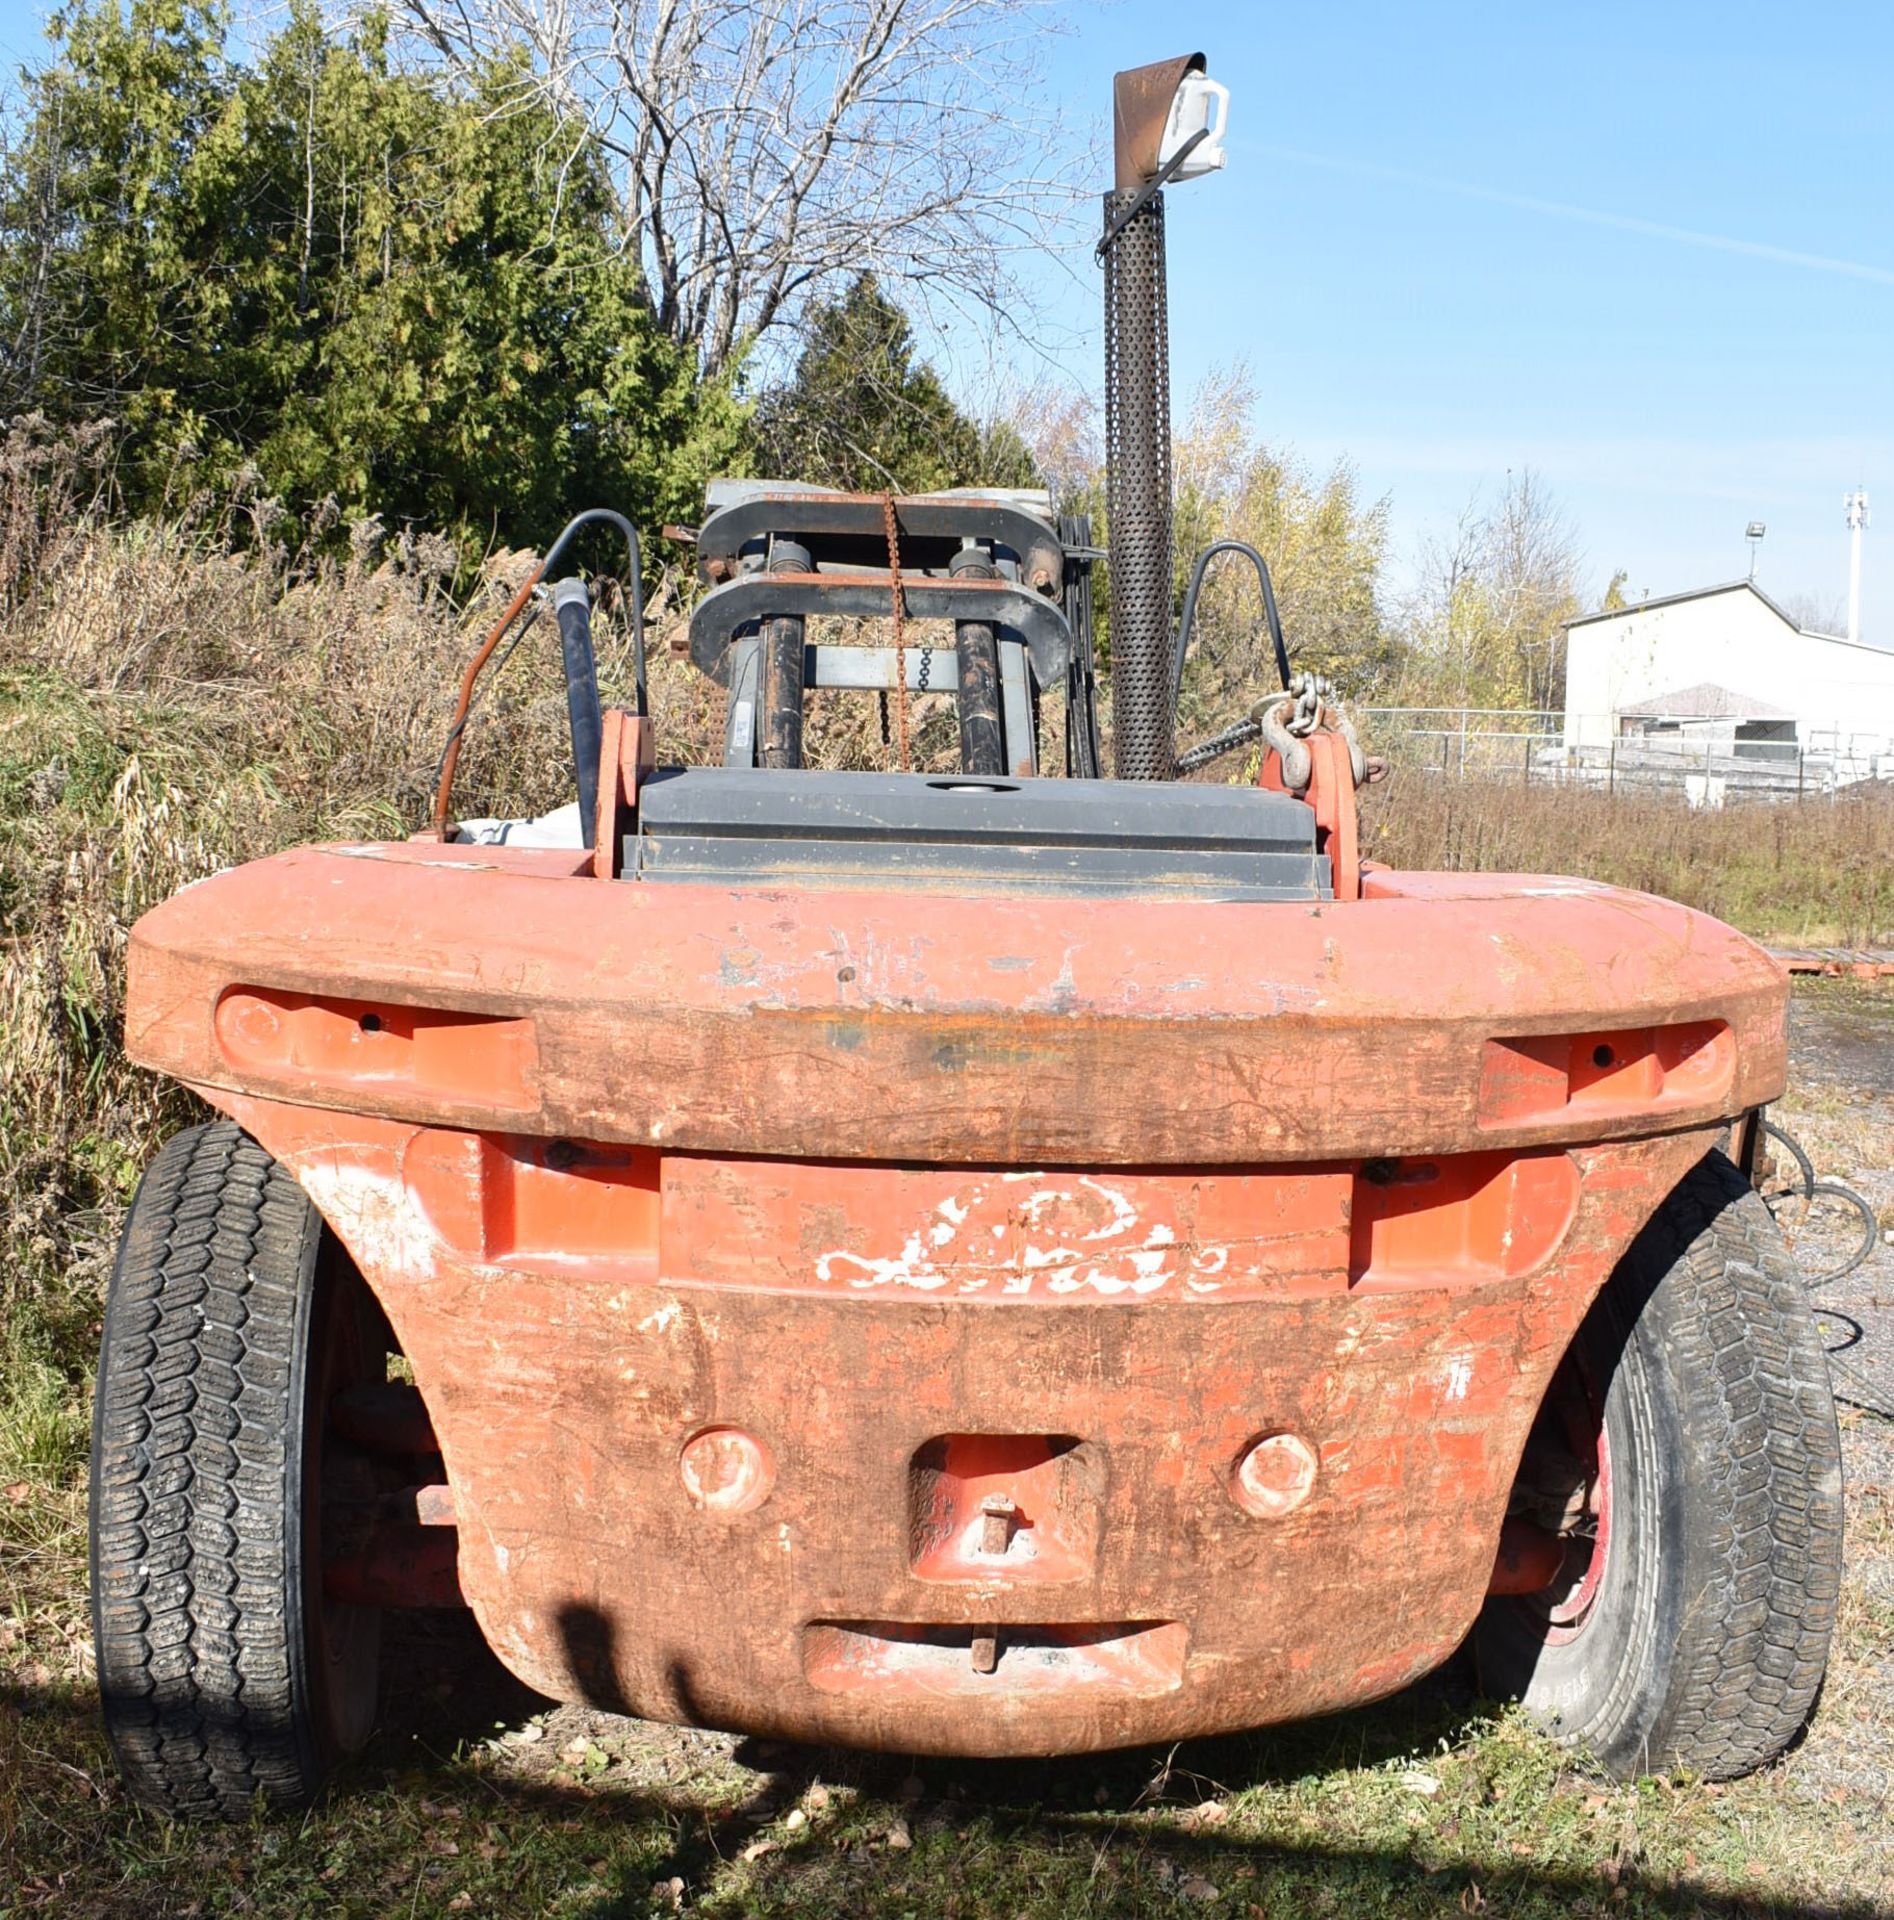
[881,491,911,772]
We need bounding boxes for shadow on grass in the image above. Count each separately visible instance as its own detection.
[4,1615,1875,1919]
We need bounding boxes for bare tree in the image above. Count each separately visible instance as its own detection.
[1404,469,1583,710]
[1778,589,1847,637]
[377,0,1085,375]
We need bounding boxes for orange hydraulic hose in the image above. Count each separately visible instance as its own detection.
[431,560,547,837]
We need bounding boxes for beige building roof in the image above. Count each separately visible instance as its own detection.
[1617,681,1796,722]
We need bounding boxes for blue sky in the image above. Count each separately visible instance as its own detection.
[0,0,1885,637]
[1024,1,1891,636]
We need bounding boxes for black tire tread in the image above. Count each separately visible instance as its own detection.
[90,1121,325,1817]
[1634,1153,1843,1777]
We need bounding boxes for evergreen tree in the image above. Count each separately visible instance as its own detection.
[750,274,1035,493]
[0,1,741,544]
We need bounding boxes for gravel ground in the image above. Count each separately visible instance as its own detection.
[1785,984,1894,1421]
[1770,983,1894,1824]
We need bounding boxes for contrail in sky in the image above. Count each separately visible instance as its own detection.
[1251,144,1894,288]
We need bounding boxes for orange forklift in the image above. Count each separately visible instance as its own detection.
[90,56,1840,1816]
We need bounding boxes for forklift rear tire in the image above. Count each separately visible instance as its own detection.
[1474,1150,1844,1780]
[91,1122,384,1817]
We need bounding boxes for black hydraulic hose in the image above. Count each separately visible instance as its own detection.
[432,505,646,833]
[553,578,602,849]
[1171,539,1292,712]
[1763,1117,1881,1289]
[541,507,647,715]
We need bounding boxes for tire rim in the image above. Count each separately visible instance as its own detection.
[1511,1344,1612,1643]
[306,1256,385,1754]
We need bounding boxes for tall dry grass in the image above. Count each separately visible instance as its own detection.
[0,434,719,1483]
[1360,772,1894,949]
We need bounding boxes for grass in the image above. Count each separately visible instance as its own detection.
[2,469,1892,1913]
[1359,773,1894,950]
[3,1600,1892,1917]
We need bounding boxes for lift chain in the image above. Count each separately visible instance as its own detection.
[881,491,912,771]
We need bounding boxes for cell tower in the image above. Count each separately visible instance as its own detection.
[1846,489,1870,644]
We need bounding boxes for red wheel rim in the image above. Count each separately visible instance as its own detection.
[307,1255,386,1752]
[1513,1345,1612,1642]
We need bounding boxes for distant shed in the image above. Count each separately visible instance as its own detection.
[1561,582,1894,775]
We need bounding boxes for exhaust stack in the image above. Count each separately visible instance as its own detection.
[1101,54,1225,780]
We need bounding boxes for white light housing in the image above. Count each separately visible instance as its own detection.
[1159,74,1230,178]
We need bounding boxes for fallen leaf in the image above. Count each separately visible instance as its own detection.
[1401,1770,1443,1797]
[885,1817,912,1850]
[804,1784,831,1812]
[783,1807,807,1831]
[740,1840,775,1864]
[1182,1799,1229,1828]
[3,1483,29,1505]
[448,1897,474,1912]
[1179,1874,1219,1902]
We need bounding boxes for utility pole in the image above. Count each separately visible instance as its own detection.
[1845,491,1870,644]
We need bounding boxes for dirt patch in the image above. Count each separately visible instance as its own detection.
[1788,976,1894,1101]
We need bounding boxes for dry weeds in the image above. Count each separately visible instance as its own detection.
[1361,769,1894,948]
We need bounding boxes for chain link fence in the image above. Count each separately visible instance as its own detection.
[1357,709,1894,803]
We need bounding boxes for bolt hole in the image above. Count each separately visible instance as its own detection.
[837,965,857,984]
[359,1013,383,1034]
[1592,1044,1615,1069]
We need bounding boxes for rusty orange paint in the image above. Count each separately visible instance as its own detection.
[593,709,656,877]
[124,845,1785,1167]
[188,1091,1720,1753]
[117,779,1791,1755]
[1256,725,1361,900]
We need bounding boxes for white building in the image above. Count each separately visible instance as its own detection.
[1562,582,1894,785]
